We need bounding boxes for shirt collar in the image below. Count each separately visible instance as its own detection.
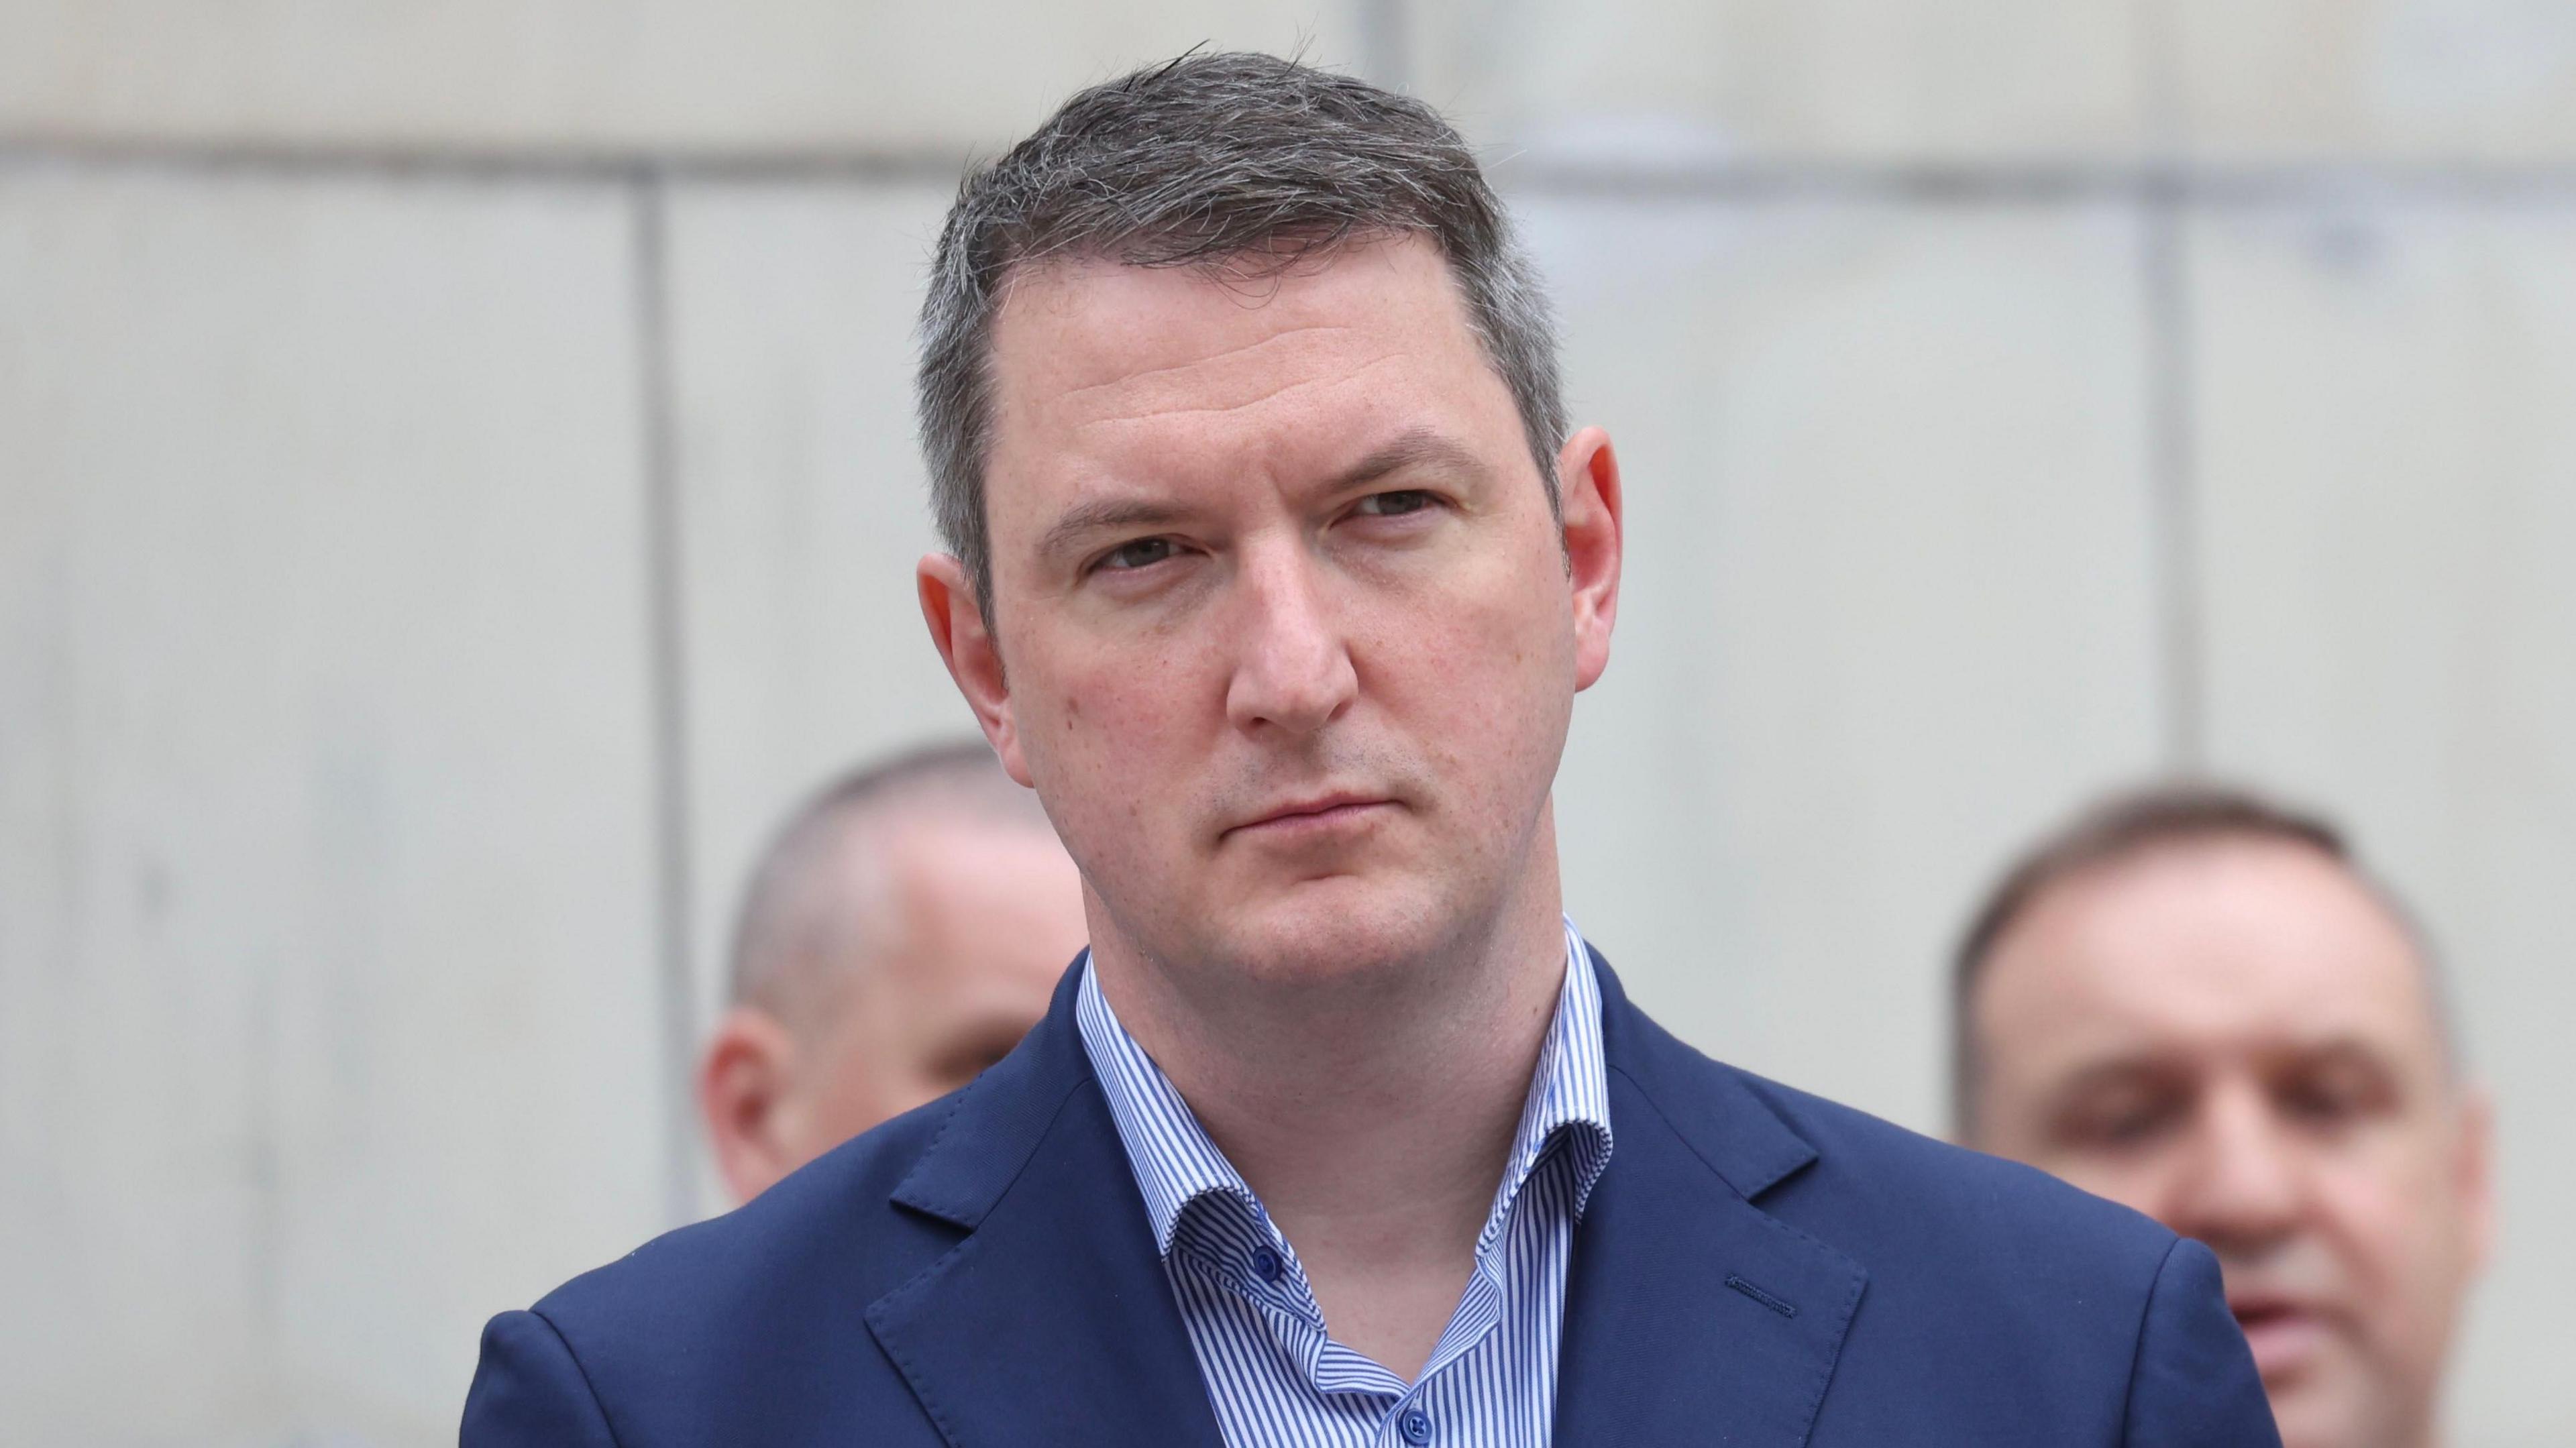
[1492,917,1615,1235]
[1073,952,1252,1256]
[1075,917,1615,1260]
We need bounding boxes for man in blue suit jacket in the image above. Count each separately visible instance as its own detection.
[468,52,2276,1445]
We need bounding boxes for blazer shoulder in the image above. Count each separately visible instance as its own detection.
[1594,950,2171,1285]
[1597,967,2175,1290]
[466,1091,981,1445]
[487,967,1106,1434]
[1723,1065,2180,1291]
[1726,1073,2271,1444]
[531,1089,970,1344]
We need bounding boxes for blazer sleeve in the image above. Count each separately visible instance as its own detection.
[2121,1236,2282,1447]
[461,1308,623,1448]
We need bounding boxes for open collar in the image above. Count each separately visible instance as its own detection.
[1071,917,1615,1262]
[868,941,1866,1448]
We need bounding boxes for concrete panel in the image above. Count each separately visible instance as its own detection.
[0,171,665,1444]
[1521,193,2165,1132]
[0,1,1368,158]
[1408,0,2147,164]
[659,182,978,1199]
[2192,202,2576,1445]
[2174,0,2576,163]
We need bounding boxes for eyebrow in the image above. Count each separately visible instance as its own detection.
[1032,429,1491,567]
[2043,1035,2410,1102]
[1330,427,1491,493]
[1036,498,1193,566]
[2043,1055,2184,1102]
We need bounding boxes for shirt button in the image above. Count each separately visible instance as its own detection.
[1251,1247,1283,1283]
[1399,1408,1432,1445]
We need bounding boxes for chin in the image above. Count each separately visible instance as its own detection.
[1213,877,1464,985]
[2264,1402,2335,1448]
[2264,1378,2392,1448]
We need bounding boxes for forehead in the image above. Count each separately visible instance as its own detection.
[1975,838,2447,1072]
[875,822,1079,959]
[979,235,1512,490]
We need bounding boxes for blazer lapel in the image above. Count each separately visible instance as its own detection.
[1555,954,1868,1448]
[866,964,1226,1448]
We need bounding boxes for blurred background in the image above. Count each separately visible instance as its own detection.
[4,2,2573,1443]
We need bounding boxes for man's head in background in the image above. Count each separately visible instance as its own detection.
[1954,784,2491,1448]
[699,740,1087,1204]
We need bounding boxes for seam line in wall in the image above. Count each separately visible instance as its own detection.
[631,172,703,1229]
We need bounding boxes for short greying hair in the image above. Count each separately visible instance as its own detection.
[728,740,1050,1030]
[1950,781,2455,1133]
[916,50,1567,618]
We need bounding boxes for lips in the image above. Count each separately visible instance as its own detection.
[2228,1294,2331,1383]
[1224,792,1395,840]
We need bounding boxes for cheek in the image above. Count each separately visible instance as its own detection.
[800,1016,898,1141]
[2314,1146,2467,1302]
[1016,641,1217,850]
[1358,546,1574,755]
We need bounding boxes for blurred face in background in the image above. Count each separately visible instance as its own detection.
[1967,838,2491,1448]
[700,820,1086,1204]
[922,235,1620,996]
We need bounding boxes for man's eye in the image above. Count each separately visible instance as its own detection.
[2279,1074,2379,1129]
[2282,1087,2355,1127]
[2059,1093,2182,1151]
[1354,490,1435,518]
[1099,537,1176,571]
[2095,1104,2178,1146]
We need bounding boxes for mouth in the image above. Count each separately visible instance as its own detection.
[2228,1295,2331,1383]
[1223,792,1398,842]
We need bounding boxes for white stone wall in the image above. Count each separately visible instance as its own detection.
[3,4,2571,1443]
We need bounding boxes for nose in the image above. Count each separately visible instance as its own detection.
[2163,1084,2306,1256]
[1222,536,1357,740]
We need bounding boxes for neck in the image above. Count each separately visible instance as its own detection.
[1088,809,1570,1377]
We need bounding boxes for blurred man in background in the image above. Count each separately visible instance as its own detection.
[1955,785,2492,1448]
[698,740,1086,1203]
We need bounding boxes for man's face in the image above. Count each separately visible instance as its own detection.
[799,822,1086,1142]
[935,236,1617,989]
[1969,839,2491,1448]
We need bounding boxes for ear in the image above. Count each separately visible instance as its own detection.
[918,552,1032,786]
[2453,1082,2498,1276]
[1556,427,1625,692]
[697,1007,806,1207]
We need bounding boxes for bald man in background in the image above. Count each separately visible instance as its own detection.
[700,740,1088,1204]
[1954,785,2492,1448]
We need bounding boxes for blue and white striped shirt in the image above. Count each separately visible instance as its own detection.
[1075,918,1613,1448]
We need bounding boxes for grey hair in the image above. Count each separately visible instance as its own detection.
[916,50,1567,621]
[727,739,1051,1031]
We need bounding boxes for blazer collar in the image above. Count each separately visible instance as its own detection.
[867,947,1869,1448]
[1595,946,1820,1199]
[1556,946,1870,1447]
[882,958,1096,1231]
[867,961,1226,1448]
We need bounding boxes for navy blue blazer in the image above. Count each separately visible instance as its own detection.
[466,952,2277,1446]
